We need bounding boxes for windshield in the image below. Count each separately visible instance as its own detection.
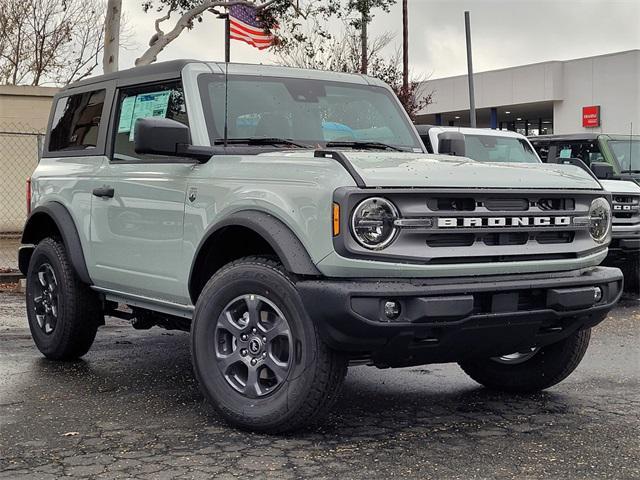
[608,139,640,172]
[462,134,540,163]
[198,74,422,151]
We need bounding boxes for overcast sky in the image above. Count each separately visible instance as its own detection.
[119,0,640,79]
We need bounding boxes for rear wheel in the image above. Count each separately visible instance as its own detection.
[459,329,591,393]
[26,238,102,360]
[191,256,347,433]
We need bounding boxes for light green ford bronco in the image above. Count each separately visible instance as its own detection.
[20,60,623,432]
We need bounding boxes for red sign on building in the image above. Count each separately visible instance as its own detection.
[582,105,600,128]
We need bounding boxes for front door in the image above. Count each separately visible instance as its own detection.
[89,80,193,304]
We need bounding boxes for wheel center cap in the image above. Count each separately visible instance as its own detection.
[248,337,262,354]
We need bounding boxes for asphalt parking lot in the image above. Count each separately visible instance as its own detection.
[1,290,638,480]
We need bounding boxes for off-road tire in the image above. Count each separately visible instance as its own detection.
[191,256,348,433]
[623,254,639,293]
[26,237,102,360]
[459,328,591,393]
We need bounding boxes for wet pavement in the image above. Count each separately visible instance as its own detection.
[1,291,639,479]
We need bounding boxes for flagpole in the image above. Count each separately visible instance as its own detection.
[215,10,231,63]
[225,15,231,63]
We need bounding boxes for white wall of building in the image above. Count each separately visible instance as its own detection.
[420,50,640,135]
[553,50,639,135]
[422,61,563,113]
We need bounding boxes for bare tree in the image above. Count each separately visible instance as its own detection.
[370,52,432,120]
[136,0,294,66]
[275,18,394,73]
[0,1,32,85]
[345,0,396,74]
[0,0,106,86]
[103,0,122,73]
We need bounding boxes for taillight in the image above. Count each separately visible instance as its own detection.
[26,177,32,215]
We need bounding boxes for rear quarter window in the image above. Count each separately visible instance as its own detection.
[48,90,106,152]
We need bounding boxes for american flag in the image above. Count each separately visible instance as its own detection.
[228,4,276,50]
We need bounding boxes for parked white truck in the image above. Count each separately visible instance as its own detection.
[416,125,541,163]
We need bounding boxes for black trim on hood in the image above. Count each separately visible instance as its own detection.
[315,150,366,187]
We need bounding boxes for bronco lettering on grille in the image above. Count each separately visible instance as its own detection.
[437,216,573,228]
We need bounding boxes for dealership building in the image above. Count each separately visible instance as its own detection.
[416,50,640,136]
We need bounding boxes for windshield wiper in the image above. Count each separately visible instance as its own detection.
[324,140,405,152]
[214,137,309,148]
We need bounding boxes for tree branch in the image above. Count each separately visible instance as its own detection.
[136,0,289,66]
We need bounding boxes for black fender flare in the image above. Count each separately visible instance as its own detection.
[20,202,92,284]
[188,210,321,299]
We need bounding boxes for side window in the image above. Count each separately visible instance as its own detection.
[113,81,188,161]
[49,89,106,151]
[556,141,602,166]
[531,141,549,161]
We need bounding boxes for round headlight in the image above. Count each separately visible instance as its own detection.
[351,197,399,249]
[588,197,611,243]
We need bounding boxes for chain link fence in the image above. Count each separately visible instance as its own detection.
[0,123,44,273]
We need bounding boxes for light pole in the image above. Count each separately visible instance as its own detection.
[464,11,476,128]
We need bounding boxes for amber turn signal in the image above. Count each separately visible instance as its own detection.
[332,203,340,236]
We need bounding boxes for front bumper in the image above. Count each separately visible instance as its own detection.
[297,266,623,367]
[610,224,640,252]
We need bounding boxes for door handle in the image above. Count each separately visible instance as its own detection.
[92,186,115,198]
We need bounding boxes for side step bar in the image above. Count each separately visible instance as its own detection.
[91,286,194,319]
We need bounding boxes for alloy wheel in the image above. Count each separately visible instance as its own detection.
[214,294,293,398]
[33,263,59,335]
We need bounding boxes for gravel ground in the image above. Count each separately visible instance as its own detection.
[0,291,638,480]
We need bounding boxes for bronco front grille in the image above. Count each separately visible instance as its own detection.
[612,195,640,222]
[334,188,605,266]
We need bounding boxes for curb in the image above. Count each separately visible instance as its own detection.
[0,272,23,283]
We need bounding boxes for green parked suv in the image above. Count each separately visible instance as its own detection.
[19,60,623,432]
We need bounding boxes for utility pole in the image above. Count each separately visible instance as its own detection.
[361,8,368,74]
[402,0,408,93]
[464,11,476,127]
[103,0,122,73]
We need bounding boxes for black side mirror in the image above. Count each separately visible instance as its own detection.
[134,117,213,161]
[438,132,466,157]
[590,162,614,180]
[134,117,189,155]
[550,157,615,182]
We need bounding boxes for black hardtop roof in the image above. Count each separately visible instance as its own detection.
[415,124,435,134]
[62,59,379,93]
[529,133,602,142]
[63,59,200,91]
[531,133,639,142]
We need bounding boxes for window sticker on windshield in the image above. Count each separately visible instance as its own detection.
[117,96,136,134]
[127,91,172,140]
[559,148,572,158]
